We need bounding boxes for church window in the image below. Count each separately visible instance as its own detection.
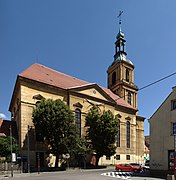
[36,131,44,142]
[116,119,120,147]
[126,68,130,82]
[127,92,131,105]
[126,121,130,148]
[171,100,176,110]
[36,101,41,105]
[112,72,116,85]
[75,108,81,137]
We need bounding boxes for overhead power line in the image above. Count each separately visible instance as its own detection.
[114,71,176,101]
[138,72,176,91]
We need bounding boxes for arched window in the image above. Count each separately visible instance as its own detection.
[126,68,130,82]
[112,72,116,85]
[126,121,130,148]
[116,119,120,147]
[75,108,81,137]
[127,92,131,105]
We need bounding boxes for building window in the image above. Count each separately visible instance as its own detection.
[75,108,81,137]
[116,155,120,160]
[112,72,116,85]
[171,100,176,110]
[116,119,120,147]
[126,121,130,148]
[126,155,130,160]
[127,92,131,105]
[168,150,174,170]
[171,122,176,135]
[126,68,130,82]
[106,156,110,160]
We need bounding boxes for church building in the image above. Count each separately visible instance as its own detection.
[9,22,145,168]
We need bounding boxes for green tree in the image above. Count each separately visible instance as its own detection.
[85,106,119,166]
[32,99,76,167]
[0,136,18,161]
[69,136,89,167]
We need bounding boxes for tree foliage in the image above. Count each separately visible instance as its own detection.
[0,136,18,161]
[69,136,89,167]
[85,106,119,166]
[32,99,76,167]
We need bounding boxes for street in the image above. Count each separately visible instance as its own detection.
[0,168,166,180]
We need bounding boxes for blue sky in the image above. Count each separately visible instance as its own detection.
[1,0,176,135]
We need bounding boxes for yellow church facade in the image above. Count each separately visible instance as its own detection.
[9,26,145,168]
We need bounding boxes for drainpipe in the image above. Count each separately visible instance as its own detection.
[67,90,70,107]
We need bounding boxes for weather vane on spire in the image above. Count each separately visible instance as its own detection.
[117,10,123,26]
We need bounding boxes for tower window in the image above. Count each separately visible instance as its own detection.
[127,92,131,105]
[126,121,130,148]
[112,72,116,85]
[126,69,130,82]
[116,119,120,147]
[75,108,81,137]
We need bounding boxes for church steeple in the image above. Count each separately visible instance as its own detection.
[107,12,138,109]
[113,11,133,66]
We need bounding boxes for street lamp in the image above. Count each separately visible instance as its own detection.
[10,125,13,177]
[27,125,30,173]
[27,125,33,173]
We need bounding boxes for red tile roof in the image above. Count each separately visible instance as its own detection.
[19,63,135,110]
[0,120,17,138]
[20,63,90,89]
[101,87,134,109]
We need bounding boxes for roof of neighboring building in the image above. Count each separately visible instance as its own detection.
[19,63,136,110]
[0,119,18,139]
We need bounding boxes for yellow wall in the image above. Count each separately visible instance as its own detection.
[10,78,144,167]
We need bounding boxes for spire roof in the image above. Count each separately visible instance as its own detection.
[111,12,134,66]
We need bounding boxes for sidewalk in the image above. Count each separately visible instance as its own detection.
[0,171,44,179]
[0,167,114,179]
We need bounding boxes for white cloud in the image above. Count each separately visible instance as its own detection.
[0,113,6,119]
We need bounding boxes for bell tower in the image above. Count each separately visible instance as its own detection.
[107,12,138,109]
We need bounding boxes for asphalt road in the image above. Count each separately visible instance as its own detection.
[0,168,166,180]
